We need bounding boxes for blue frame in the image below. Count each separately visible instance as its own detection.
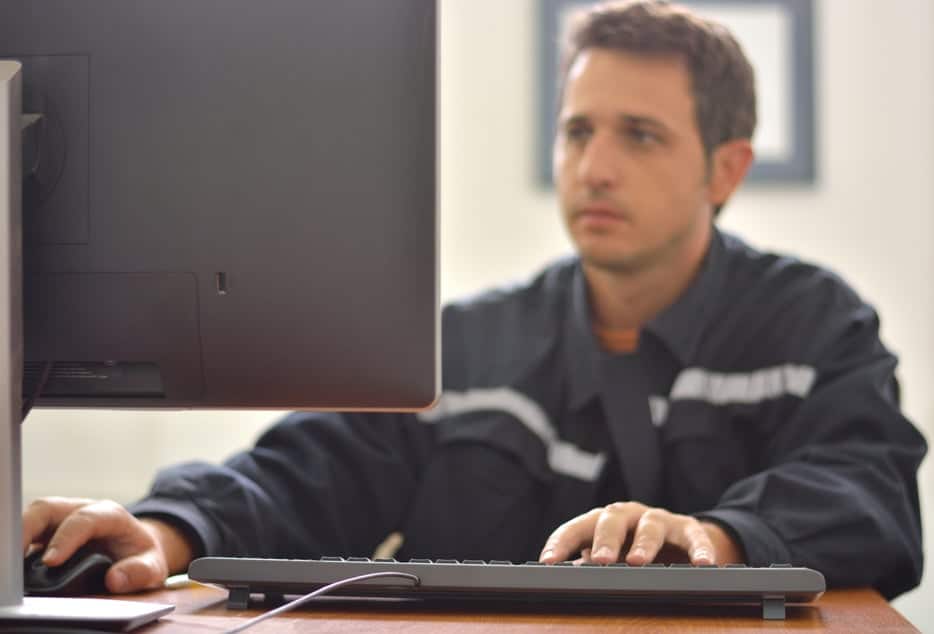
[538,0,816,185]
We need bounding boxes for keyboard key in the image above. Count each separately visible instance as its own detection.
[373,558,397,563]
[408,558,432,564]
[435,559,459,564]
[489,560,513,565]
[320,556,344,562]
[462,560,486,565]
[347,557,371,562]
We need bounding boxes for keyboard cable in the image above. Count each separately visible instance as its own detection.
[222,570,421,633]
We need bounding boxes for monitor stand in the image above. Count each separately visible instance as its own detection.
[0,60,173,631]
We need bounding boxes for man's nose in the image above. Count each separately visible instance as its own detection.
[577,132,620,190]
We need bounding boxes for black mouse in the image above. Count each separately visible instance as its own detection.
[23,545,114,596]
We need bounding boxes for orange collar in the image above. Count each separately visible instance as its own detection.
[593,324,639,354]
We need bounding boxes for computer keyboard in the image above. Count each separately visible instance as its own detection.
[188,556,825,620]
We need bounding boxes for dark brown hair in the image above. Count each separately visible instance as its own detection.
[561,0,756,168]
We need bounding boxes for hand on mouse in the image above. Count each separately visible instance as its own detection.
[22,497,195,594]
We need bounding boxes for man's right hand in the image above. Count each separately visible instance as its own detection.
[22,497,195,594]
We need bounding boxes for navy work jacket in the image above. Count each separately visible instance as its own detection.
[132,230,927,599]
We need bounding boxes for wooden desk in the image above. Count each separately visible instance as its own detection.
[127,584,919,633]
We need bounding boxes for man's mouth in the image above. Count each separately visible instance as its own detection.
[575,204,628,225]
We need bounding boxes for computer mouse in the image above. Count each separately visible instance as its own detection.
[23,545,113,596]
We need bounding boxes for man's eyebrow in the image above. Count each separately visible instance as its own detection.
[559,113,590,127]
[619,114,672,134]
[558,112,673,134]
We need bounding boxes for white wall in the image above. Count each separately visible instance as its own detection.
[21,0,933,628]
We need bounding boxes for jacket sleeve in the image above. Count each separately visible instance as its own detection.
[698,298,927,599]
[127,304,473,560]
[128,410,437,559]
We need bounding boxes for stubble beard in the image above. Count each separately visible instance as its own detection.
[575,215,704,278]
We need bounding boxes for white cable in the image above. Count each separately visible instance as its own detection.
[223,570,421,633]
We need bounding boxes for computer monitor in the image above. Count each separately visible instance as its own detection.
[0,0,438,627]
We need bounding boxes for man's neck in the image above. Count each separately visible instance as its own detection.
[584,224,713,331]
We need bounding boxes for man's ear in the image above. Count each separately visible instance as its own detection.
[708,139,754,207]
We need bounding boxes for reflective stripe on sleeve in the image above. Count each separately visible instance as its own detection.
[417,387,606,482]
[670,364,817,405]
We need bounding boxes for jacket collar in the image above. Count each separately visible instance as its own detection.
[644,227,727,367]
[563,227,727,409]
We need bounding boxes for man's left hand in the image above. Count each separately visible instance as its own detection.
[538,501,744,566]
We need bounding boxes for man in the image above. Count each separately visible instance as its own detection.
[22,0,926,599]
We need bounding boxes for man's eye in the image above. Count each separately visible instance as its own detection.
[565,126,591,142]
[625,128,659,145]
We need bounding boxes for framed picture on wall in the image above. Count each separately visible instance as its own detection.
[538,0,816,185]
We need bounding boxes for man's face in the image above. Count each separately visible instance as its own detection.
[554,49,713,274]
